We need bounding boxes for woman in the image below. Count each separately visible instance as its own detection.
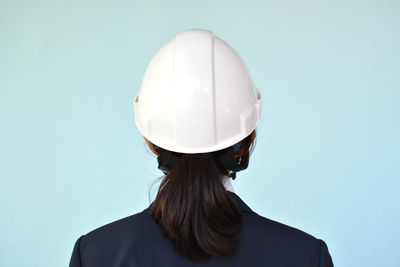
[69,29,334,266]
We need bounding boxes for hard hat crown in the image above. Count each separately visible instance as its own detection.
[134,29,262,153]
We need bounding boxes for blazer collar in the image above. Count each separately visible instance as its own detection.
[227,191,253,213]
[147,191,253,213]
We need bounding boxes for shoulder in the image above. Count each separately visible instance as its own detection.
[238,211,332,266]
[87,208,151,234]
[230,191,323,249]
[244,211,319,243]
[243,211,321,247]
[70,208,163,266]
[78,208,156,251]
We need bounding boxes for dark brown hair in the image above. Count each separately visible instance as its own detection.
[145,130,256,261]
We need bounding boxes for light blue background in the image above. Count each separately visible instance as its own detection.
[1,0,399,266]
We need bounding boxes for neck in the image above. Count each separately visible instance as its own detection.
[220,174,235,193]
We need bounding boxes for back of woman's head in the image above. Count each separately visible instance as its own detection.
[134,29,262,262]
[145,130,256,261]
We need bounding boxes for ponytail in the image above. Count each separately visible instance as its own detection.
[146,130,256,262]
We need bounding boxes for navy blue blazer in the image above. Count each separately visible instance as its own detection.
[69,191,334,266]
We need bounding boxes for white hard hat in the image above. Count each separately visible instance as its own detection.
[134,29,262,154]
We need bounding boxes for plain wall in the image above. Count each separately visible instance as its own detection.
[0,0,399,266]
